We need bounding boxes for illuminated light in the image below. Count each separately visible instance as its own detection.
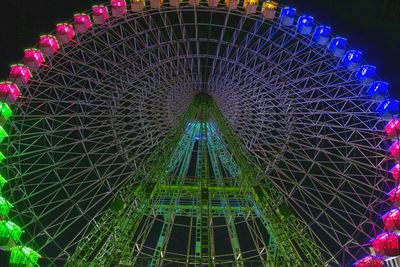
[355,65,376,84]
[371,232,400,257]
[0,82,20,102]
[390,163,400,181]
[39,35,59,56]
[113,0,127,7]
[23,49,45,70]
[74,14,92,33]
[10,64,31,85]
[385,119,400,139]
[208,0,218,8]
[389,185,400,206]
[0,221,23,243]
[0,102,12,122]
[243,0,258,14]
[0,126,8,143]
[112,0,127,18]
[368,81,389,100]
[55,23,75,44]
[0,152,5,163]
[353,255,383,267]
[225,0,238,9]
[297,16,314,35]
[376,99,399,118]
[131,0,146,12]
[262,1,278,20]
[342,50,363,70]
[0,197,13,218]
[280,7,296,26]
[0,174,6,189]
[328,37,347,57]
[151,0,164,8]
[312,25,331,45]
[389,141,400,158]
[382,209,400,231]
[225,0,238,10]
[10,246,41,267]
[92,5,109,25]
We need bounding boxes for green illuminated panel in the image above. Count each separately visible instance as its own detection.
[0,174,6,189]
[0,197,13,217]
[0,221,23,242]
[0,126,8,143]
[10,246,41,267]
[0,102,12,121]
[0,152,5,163]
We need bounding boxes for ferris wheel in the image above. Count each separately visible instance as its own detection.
[0,0,397,266]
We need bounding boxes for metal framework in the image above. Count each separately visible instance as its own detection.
[66,94,325,266]
[0,1,390,266]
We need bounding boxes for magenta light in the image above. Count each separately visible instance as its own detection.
[354,256,383,267]
[74,14,92,33]
[23,49,45,70]
[385,119,400,139]
[92,5,109,25]
[112,0,127,17]
[382,208,400,231]
[10,64,31,85]
[389,185,400,206]
[389,141,400,158]
[0,82,20,102]
[39,35,59,56]
[112,0,127,7]
[372,232,400,257]
[56,23,75,44]
[391,163,400,181]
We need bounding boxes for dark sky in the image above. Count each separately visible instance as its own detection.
[0,0,399,96]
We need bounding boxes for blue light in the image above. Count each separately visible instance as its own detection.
[367,81,389,100]
[297,15,314,35]
[377,99,399,118]
[355,65,376,84]
[312,25,331,45]
[342,50,362,70]
[280,7,296,26]
[328,37,347,57]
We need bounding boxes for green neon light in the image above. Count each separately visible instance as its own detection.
[10,246,41,267]
[0,197,13,217]
[0,102,12,122]
[0,126,8,143]
[0,152,5,163]
[0,221,23,242]
[0,174,7,189]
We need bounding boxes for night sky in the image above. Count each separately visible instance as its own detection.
[0,0,399,96]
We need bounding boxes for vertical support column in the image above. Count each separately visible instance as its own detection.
[207,133,244,266]
[195,118,214,266]
[150,124,197,266]
[194,121,204,266]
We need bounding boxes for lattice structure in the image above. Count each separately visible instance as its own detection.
[0,1,394,266]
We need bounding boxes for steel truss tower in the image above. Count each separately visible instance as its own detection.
[68,94,325,266]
